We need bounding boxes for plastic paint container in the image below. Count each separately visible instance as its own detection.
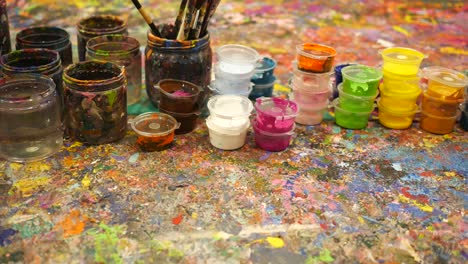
[377,101,418,130]
[156,79,202,113]
[255,97,298,133]
[0,75,63,162]
[16,26,73,66]
[421,91,461,117]
[379,47,427,76]
[214,63,254,94]
[341,65,382,96]
[422,66,468,100]
[379,83,421,111]
[206,115,250,150]
[250,78,276,100]
[382,70,420,93]
[207,95,253,120]
[63,61,127,145]
[86,34,142,106]
[210,82,253,98]
[130,112,179,152]
[159,106,200,134]
[251,57,277,84]
[334,63,356,87]
[337,83,376,112]
[295,106,327,126]
[332,99,374,130]
[460,103,468,131]
[296,43,336,73]
[420,110,457,135]
[292,62,332,92]
[292,86,330,110]
[253,120,294,152]
[216,44,259,73]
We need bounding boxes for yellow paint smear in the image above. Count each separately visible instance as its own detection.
[399,195,433,212]
[57,210,89,238]
[393,26,410,36]
[82,174,91,188]
[266,237,285,248]
[440,47,468,56]
[25,162,51,172]
[13,176,50,197]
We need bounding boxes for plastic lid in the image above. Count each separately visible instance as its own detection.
[252,119,295,136]
[130,112,179,137]
[255,97,298,119]
[296,43,337,59]
[341,65,382,83]
[292,61,333,77]
[331,98,375,114]
[207,95,253,118]
[422,67,468,88]
[216,44,259,66]
[379,47,427,63]
[255,57,277,73]
[338,83,378,100]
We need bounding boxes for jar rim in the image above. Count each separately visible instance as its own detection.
[0,48,61,73]
[16,26,70,47]
[86,34,140,57]
[77,15,127,34]
[0,75,56,110]
[147,27,210,49]
[63,61,125,91]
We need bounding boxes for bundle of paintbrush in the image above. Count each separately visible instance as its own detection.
[174,0,221,41]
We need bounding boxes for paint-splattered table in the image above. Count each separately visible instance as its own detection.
[1,0,467,263]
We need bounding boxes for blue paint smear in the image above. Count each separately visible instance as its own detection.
[0,228,17,247]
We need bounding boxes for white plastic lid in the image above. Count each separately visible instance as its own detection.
[422,66,468,88]
[216,44,260,66]
[207,95,253,118]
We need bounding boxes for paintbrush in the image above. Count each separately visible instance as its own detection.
[188,0,207,39]
[180,0,197,40]
[199,0,221,37]
[131,0,162,37]
[174,0,188,36]
[189,0,208,39]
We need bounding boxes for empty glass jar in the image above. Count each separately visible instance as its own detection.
[63,61,127,145]
[86,34,141,106]
[16,26,73,66]
[77,15,128,62]
[0,75,63,162]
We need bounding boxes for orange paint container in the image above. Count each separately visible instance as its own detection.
[130,112,179,151]
[422,66,467,100]
[296,43,336,73]
[421,91,461,117]
[420,110,457,135]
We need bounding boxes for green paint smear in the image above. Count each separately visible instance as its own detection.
[306,249,334,263]
[107,91,118,107]
[13,217,53,239]
[87,223,124,264]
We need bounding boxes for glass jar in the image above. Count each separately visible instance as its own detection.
[0,75,63,162]
[0,0,11,56]
[77,15,128,62]
[0,48,63,97]
[145,25,212,108]
[16,26,73,67]
[86,34,141,106]
[63,61,127,145]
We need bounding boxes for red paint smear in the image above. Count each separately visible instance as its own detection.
[375,165,381,173]
[401,187,429,204]
[320,223,328,230]
[172,214,183,225]
[420,171,434,177]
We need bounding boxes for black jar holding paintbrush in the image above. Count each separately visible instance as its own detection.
[145,25,212,109]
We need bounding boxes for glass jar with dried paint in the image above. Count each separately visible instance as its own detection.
[77,15,128,62]
[0,75,63,162]
[145,25,212,108]
[0,0,11,56]
[16,26,73,67]
[86,34,141,106]
[63,61,127,145]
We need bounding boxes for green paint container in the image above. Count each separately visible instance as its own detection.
[342,65,382,96]
[337,83,377,112]
[332,98,374,129]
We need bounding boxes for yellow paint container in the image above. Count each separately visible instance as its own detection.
[422,66,467,100]
[382,70,420,93]
[379,83,421,111]
[378,100,418,129]
[420,110,457,135]
[379,47,427,76]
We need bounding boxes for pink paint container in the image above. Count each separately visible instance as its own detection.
[295,105,328,125]
[292,84,330,109]
[254,97,298,133]
[291,62,331,92]
[253,119,294,152]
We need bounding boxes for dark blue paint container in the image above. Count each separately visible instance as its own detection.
[249,76,276,100]
[251,57,277,85]
[460,103,468,131]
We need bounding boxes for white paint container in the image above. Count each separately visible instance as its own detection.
[207,95,253,119]
[206,115,250,150]
[214,64,254,94]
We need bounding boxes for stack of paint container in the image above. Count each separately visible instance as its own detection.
[157,79,202,134]
[292,43,337,125]
[333,65,382,129]
[206,95,253,150]
[253,97,298,152]
[210,44,259,97]
[249,57,277,100]
[378,47,426,129]
[419,66,467,134]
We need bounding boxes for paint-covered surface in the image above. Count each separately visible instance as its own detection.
[1,0,467,262]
